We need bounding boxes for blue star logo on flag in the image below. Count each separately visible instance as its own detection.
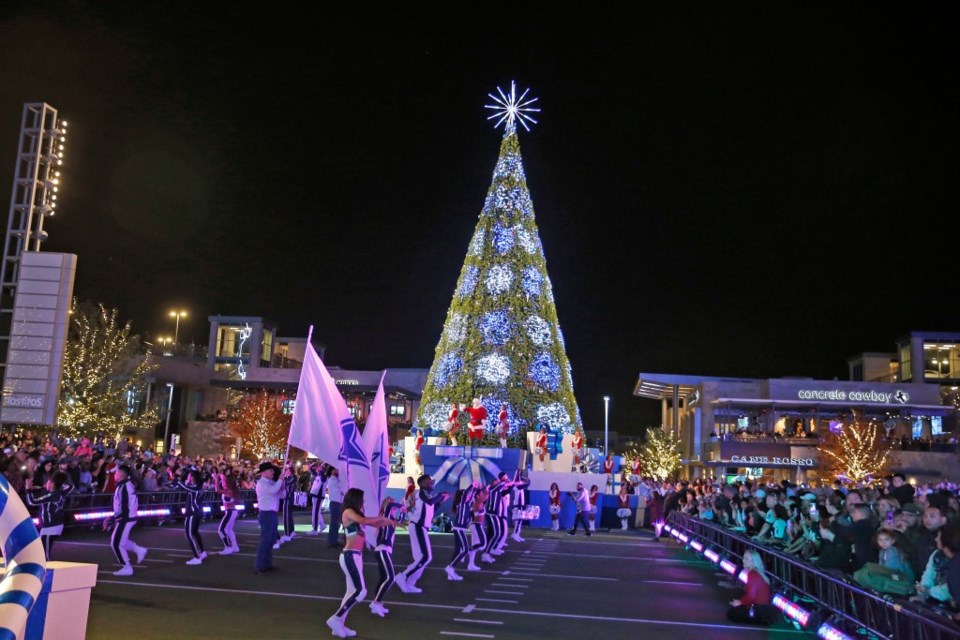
[376,446,390,485]
[339,418,370,470]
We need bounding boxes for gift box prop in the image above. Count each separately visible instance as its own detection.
[420,444,527,492]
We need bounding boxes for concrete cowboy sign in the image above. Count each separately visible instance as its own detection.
[796,388,909,404]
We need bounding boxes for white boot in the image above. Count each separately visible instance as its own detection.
[467,551,481,571]
[621,519,628,530]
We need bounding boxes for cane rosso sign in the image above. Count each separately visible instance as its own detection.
[796,388,909,404]
[729,455,816,467]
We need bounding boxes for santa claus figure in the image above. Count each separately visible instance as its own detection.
[465,398,487,442]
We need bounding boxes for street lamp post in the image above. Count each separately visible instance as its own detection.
[603,395,611,455]
[169,310,188,345]
[163,383,174,454]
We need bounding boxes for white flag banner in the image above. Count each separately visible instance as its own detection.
[286,328,377,540]
[286,330,348,473]
[362,372,391,507]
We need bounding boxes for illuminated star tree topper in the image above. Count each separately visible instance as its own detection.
[485,81,540,132]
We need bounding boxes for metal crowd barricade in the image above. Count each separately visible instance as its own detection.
[666,512,960,640]
[43,490,261,527]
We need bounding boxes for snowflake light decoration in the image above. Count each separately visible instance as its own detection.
[524,315,551,346]
[444,313,466,344]
[516,227,540,254]
[433,352,463,388]
[477,353,511,385]
[485,265,514,295]
[458,266,479,298]
[529,353,561,392]
[521,267,543,298]
[537,403,571,430]
[492,223,514,254]
[479,310,512,346]
[485,81,540,132]
[469,228,485,255]
[419,401,454,431]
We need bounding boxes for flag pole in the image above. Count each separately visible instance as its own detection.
[283,324,314,466]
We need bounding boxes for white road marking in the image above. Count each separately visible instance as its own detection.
[483,590,525,596]
[462,604,476,613]
[453,619,503,625]
[490,583,528,589]
[497,577,532,582]
[475,598,518,604]
[471,605,809,634]
[439,632,494,639]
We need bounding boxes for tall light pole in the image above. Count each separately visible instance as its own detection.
[163,383,174,454]
[603,395,611,455]
[169,310,187,345]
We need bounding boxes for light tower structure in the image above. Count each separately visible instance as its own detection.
[0,103,76,426]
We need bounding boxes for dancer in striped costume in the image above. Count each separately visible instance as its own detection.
[107,465,148,576]
[173,469,207,565]
[370,497,404,617]
[326,488,396,638]
[445,484,477,580]
[396,475,449,594]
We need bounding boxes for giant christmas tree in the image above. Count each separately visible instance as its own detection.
[416,83,582,439]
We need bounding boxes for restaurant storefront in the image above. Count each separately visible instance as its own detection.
[634,373,953,481]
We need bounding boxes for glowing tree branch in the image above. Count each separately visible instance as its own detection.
[228,391,290,459]
[57,301,158,440]
[632,427,682,481]
[818,412,893,484]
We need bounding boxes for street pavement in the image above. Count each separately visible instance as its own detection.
[52,514,810,639]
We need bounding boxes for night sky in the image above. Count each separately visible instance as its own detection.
[2,5,959,434]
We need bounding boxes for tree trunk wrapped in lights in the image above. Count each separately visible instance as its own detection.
[818,412,893,484]
[416,84,581,440]
[228,391,290,459]
[57,302,157,440]
[631,427,682,481]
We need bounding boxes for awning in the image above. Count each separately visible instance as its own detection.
[710,398,952,413]
[209,379,421,399]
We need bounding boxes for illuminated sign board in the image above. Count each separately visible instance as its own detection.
[336,379,360,386]
[796,389,909,404]
[728,455,816,467]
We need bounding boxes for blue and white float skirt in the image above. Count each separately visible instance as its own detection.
[0,475,46,640]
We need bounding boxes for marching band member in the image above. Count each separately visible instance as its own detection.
[497,404,509,448]
[396,475,450,594]
[466,398,488,443]
[535,426,548,471]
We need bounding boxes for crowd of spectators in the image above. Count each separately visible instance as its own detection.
[0,429,292,500]
[657,473,960,618]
